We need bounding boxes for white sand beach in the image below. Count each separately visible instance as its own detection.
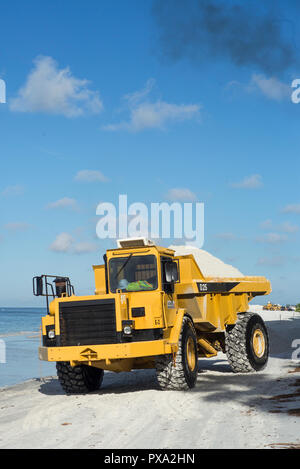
[0,308,300,449]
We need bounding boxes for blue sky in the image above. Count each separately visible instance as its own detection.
[1,0,300,306]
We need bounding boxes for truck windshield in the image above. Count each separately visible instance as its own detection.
[109,255,158,293]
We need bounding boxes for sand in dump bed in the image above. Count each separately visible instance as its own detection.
[169,245,244,278]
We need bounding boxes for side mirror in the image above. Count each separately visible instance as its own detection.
[165,262,178,283]
[33,276,44,296]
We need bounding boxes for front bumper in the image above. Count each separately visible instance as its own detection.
[38,339,174,362]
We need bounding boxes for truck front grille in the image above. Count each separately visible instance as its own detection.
[59,299,117,346]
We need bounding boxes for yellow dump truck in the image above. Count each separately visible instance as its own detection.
[33,238,271,393]
[263,302,280,311]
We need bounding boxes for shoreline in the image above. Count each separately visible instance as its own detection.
[0,332,56,389]
[0,330,40,338]
[0,376,50,391]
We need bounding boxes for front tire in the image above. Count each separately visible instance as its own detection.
[56,362,104,394]
[155,316,198,390]
[225,313,269,373]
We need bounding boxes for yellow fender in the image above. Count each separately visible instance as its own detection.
[167,308,186,353]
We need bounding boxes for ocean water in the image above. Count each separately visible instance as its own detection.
[0,308,56,388]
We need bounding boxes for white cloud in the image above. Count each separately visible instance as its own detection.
[1,185,24,197]
[257,255,285,267]
[260,219,298,234]
[10,56,103,117]
[124,78,156,107]
[115,102,200,132]
[215,232,238,241]
[260,219,273,230]
[49,232,74,253]
[73,242,98,254]
[165,188,197,202]
[103,79,201,132]
[282,204,300,214]
[75,170,108,183]
[47,197,78,210]
[226,74,290,102]
[256,232,287,244]
[4,222,31,232]
[49,232,98,254]
[249,74,290,101]
[279,221,299,233]
[231,174,263,189]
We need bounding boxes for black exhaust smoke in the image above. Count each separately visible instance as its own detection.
[152,0,299,75]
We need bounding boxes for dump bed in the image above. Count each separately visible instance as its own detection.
[174,253,271,332]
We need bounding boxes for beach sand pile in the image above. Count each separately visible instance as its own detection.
[169,245,244,278]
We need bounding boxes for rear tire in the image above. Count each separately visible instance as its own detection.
[225,313,269,373]
[155,316,198,390]
[56,362,104,394]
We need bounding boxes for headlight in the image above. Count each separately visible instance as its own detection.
[48,329,55,339]
[123,326,132,335]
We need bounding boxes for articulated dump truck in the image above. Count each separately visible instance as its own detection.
[33,238,271,394]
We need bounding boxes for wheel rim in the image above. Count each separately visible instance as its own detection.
[252,328,265,358]
[186,337,196,371]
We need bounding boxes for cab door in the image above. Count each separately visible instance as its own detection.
[161,256,179,327]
